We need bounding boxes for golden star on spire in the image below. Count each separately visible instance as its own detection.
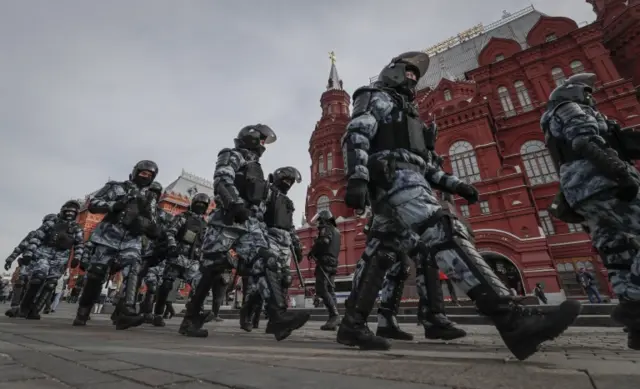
[329,51,336,65]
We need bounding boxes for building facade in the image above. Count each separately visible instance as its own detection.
[294,2,640,301]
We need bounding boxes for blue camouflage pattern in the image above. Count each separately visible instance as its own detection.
[142,207,173,258]
[144,261,165,288]
[541,102,627,207]
[6,231,36,262]
[344,88,488,298]
[213,148,267,215]
[162,210,204,285]
[575,191,640,301]
[24,214,84,281]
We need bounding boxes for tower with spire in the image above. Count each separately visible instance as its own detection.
[304,52,352,223]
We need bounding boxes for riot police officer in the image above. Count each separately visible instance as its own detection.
[308,210,341,331]
[542,73,640,349]
[339,51,580,359]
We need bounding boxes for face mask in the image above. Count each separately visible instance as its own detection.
[191,203,208,215]
[62,210,77,220]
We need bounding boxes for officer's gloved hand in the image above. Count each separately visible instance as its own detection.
[4,259,12,271]
[69,257,79,268]
[616,175,639,202]
[456,183,479,204]
[19,254,33,266]
[345,179,368,210]
[110,200,128,213]
[225,203,250,225]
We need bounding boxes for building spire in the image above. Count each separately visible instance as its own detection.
[326,51,343,90]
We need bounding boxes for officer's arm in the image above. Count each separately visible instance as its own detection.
[213,149,244,209]
[165,215,185,248]
[424,162,462,194]
[88,182,124,214]
[71,224,85,259]
[310,226,331,255]
[80,241,93,263]
[341,90,391,183]
[555,103,629,178]
[24,219,55,256]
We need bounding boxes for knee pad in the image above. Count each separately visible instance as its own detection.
[257,248,279,271]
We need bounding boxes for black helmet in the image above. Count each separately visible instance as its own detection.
[233,124,277,157]
[377,51,430,101]
[548,73,597,108]
[60,200,81,221]
[190,193,211,215]
[42,213,57,223]
[130,160,159,188]
[148,181,163,198]
[311,209,336,226]
[269,166,302,194]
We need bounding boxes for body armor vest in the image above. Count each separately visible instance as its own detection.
[264,191,294,230]
[46,221,74,250]
[314,225,341,260]
[177,214,206,246]
[234,161,269,205]
[369,104,428,159]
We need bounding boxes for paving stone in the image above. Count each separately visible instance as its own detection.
[11,352,121,386]
[77,359,142,372]
[167,381,235,388]
[0,379,69,389]
[113,367,194,386]
[0,364,46,382]
[78,381,151,389]
[589,374,639,389]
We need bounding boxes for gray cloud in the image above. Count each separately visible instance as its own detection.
[0,0,596,274]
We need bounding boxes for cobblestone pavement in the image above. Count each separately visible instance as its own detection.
[0,303,637,389]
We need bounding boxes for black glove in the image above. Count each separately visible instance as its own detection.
[69,258,79,268]
[344,179,369,210]
[456,183,479,204]
[616,175,639,202]
[110,200,128,213]
[4,259,12,271]
[19,254,32,266]
[224,203,250,225]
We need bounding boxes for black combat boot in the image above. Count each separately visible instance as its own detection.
[419,264,466,340]
[27,283,54,320]
[251,300,262,329]
[5,282,25,318]
[179,271,213,337]
[336,254,391,350]
[375,279,413,340]
[18,279,44,319]
[151,280,173,327]
[320,302,340,331]
[470,285,581,361]
[114,265,146,330]
[140,290,155,323]
[611,299,640,350]
[73,276,103,326]
[263,268,310,341]
[239,293,254,332]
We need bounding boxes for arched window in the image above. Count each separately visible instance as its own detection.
[318,155,325,175]
[514,81,533,112]
[316,195,330,214]
[538,210,555,236]
[497,86,516,117]
[326,152,333,172]
[444,89,452,101]
[449,141,481,183]
[551,67,566,87]
[570,60,585,74]
[520,140,558,185]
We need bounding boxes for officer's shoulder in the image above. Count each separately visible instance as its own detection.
[353,86,392,116]
[553,102,587,120]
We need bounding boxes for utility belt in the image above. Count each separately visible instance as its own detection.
[368,158,425,191]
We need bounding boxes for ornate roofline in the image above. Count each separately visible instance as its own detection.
[178,169,213,189]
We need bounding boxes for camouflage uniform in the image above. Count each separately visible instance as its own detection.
[73,160,160,330]
[338,52,580,360]
[19,205,84,319]
[541,73,640,349]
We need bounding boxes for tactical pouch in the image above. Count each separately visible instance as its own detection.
[54,234,75,250]
[245,180,269,205]
[182,230,197,244]
[368,158,395,191]
[548,192,585,224]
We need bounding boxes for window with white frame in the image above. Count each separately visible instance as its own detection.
[545,33,557,42]
[497,86,516,117]
[514,81,533,112]
[539,210,556,235]
[551,67,566,87]
[326,152,333,172]
[570,60,585,74]
[444,89,452,101]
[449,141,481,183]
[318,155,325,174]
[520,140,558,185]
[567,223,583,233]
[495,54,505,62]
[316,195,330,214]
[480,201,490,214]
[460,205,470,218]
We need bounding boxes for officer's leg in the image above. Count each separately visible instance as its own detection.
[417,215,580,361]
[240,275,261,332]
[152,265,178,327]
[414,251,466,340]
[18,257,51,319]
[210,273,227,321]
[577,194,640,349]
[316,269,339,331]
[113,247,146,330]
[5,273,28,317]
[140,278,157,320]
[73,246,112,326]
[252,248,310,341]
[375,256,413,340]
[31,277,58,319]
[337,236,397,350]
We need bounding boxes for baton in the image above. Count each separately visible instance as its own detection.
[290,247,306,289]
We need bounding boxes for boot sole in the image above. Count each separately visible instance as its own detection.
[115,316,146,330]
[376,329,414,341]
[424,328,467,341]
[503,300,581,361]
[274,313,311,341]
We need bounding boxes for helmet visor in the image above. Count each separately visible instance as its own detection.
[255,124,277,145]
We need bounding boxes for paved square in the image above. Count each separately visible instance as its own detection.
[0,303,637,388]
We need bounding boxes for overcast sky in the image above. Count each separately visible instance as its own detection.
[0,0,596,275]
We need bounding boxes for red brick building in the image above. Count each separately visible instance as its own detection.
[294,3,640,302]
